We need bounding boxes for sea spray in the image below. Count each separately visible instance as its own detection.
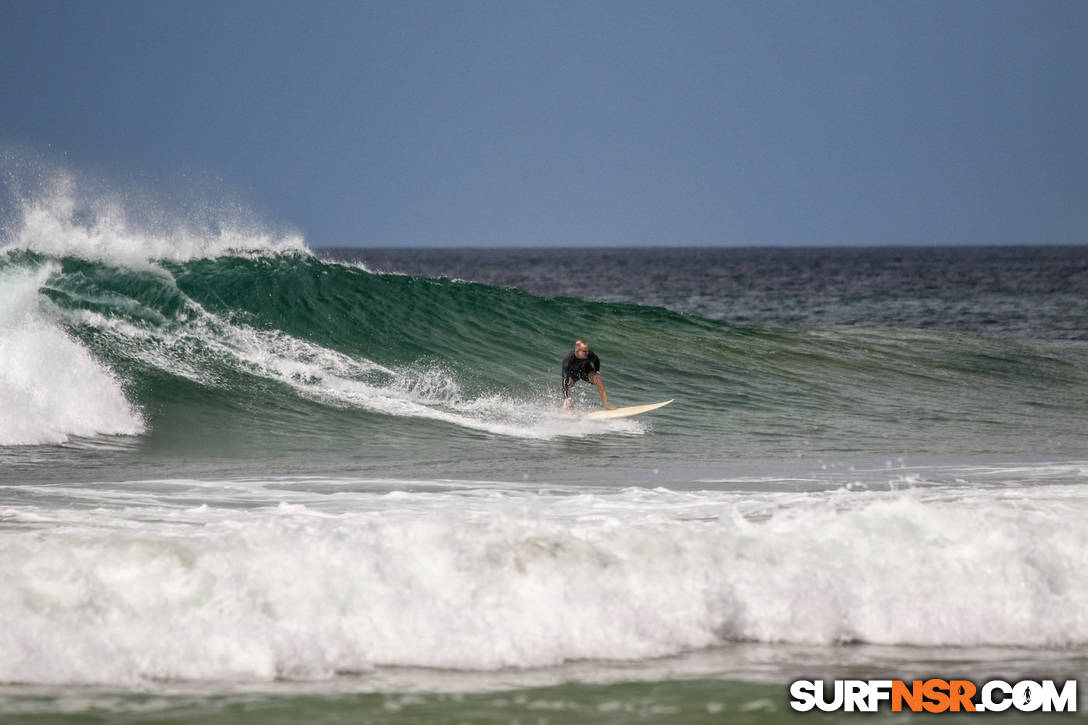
[2,170,307,264]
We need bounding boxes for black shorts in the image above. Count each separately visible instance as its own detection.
[572,369,597,384]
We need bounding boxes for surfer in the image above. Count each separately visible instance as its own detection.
[561,339,617,410]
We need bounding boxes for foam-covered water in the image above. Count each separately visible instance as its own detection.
[3,469,1086,687]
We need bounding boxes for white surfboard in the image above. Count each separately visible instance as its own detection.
[584,399,674,420]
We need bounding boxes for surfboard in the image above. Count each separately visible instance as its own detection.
[584,399,674,420]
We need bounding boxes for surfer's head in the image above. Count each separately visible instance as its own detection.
[574,339,589,358]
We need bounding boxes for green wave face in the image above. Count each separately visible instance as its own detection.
[4,248,1087,471]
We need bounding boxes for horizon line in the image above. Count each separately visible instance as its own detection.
[313,242,1088,251]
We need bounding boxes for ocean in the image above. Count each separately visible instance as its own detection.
[1,193,1087,722]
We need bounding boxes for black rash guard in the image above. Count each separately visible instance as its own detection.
[562,349,601,397]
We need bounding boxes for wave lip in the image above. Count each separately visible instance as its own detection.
[0,263,144,445]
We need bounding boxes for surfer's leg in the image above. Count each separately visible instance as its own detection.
[587,372,616,410]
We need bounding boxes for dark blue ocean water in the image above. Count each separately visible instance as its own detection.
[332,245,1088,340]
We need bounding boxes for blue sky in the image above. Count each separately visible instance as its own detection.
[2,0,1086,246]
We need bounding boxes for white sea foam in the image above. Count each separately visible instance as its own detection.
[1,479,1086,685]
[0,264,144,445]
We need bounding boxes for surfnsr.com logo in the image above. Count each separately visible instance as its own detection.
[790,679,1077,713]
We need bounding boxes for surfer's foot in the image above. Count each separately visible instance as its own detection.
[604,403,617,410]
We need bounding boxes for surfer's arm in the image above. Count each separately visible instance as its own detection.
[561,377,575,409]
[561,353,575,402]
